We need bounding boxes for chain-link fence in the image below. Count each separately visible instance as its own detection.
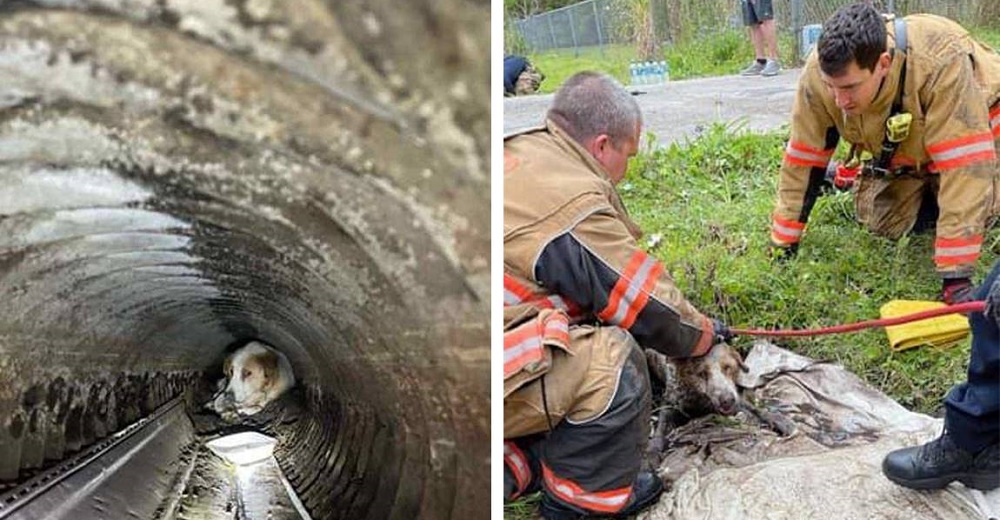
[508,0,997,59]
[509,0,621,54]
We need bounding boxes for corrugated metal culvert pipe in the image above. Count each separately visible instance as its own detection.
[0,1,489,518]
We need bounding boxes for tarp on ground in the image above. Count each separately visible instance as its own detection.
[641,341,1000,520]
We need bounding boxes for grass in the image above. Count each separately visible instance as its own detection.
[508,24,1000,519]
[971,26,1000,48]
[623,121,997,417]
[503,492,542,520]
[504,123,999,520]
[526,29,797,93]
[528,44,637,94]
[526,25,1000,95]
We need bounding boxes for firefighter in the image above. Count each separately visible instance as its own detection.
[503,71,732,519]
[882,260,999,490]
[769,2,1000,303]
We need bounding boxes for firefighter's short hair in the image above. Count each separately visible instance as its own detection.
[818,2,887,76]
[547,71,641,149]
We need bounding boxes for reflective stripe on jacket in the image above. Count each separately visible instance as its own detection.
[772,14,1000,277]
[542,463,633,513]
[504,120,714,363]
[503,309,569,379]
[503,441,533,500]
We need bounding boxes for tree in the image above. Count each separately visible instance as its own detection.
[616,0,661,61]
[504,0,577,18]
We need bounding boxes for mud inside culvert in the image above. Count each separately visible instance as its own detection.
[0,2,489,519]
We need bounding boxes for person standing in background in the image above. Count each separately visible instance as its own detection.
[739,0,782,77]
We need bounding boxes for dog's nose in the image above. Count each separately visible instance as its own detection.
[718,395,738,416]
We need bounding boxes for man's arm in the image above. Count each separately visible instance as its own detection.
[771,69,840,255]
[533,209,715,359]
[921,53,997,282]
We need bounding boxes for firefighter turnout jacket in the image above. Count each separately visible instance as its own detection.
[772,14,1000,278]
[503,120,715,413]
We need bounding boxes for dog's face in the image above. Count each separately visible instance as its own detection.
[225,348,277,406]
[210,341,294,418]
[673,342,747,416]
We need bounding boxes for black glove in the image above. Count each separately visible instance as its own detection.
[711,318,734,343]
[769,243,798,263]
[941,277,976,305]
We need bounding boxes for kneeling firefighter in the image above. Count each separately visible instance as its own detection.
[769,3,1000,303]
[503,71,732,519]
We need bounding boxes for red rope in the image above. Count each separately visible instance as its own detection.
[730,300,986,338]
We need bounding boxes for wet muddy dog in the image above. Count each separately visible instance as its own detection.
[646,343,796,462]
[644,343,748,459]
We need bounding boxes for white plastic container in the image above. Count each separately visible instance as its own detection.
[801,24,823,58]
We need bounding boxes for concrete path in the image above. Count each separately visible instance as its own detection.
[504,68,802,146]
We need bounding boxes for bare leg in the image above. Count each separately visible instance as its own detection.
[748,24,764,60]
[761,19,778,60]
[741,21,768,75]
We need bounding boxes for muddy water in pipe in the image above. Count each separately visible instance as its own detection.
[0,1,489,518]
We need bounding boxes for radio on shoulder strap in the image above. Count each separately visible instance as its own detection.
[868,18,911,178]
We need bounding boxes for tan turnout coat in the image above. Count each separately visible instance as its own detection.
[772,14,1000,278]
[503,120,713,437]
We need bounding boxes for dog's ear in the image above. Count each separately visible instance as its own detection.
[257,351,280,390]
[721,345,750,374]
[223,356,233,379]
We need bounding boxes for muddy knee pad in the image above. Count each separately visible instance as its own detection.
[855,175,925,239]
[541,330,651,494]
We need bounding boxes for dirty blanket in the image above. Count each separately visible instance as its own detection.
[641,341,1000,520]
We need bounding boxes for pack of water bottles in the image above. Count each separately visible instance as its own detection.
[629,60,670,86]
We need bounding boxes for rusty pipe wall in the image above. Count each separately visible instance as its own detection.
[0,1,489,518]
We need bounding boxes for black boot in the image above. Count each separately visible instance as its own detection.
[618,471,665,515]
[538,471,664,519]
[538,497,584,520]
[882,432,1000,490]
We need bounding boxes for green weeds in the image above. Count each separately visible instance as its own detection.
[525,26,999,95]
[624,122,995,415]
[525,29,801,93]
[502,116,998,520]
[528,44,636,94]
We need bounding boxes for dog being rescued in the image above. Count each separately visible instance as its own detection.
[206,341,296,421]
[644,341,798,464]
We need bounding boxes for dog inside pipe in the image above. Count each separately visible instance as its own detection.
[0,0,488,517]
[207,341,297,421]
